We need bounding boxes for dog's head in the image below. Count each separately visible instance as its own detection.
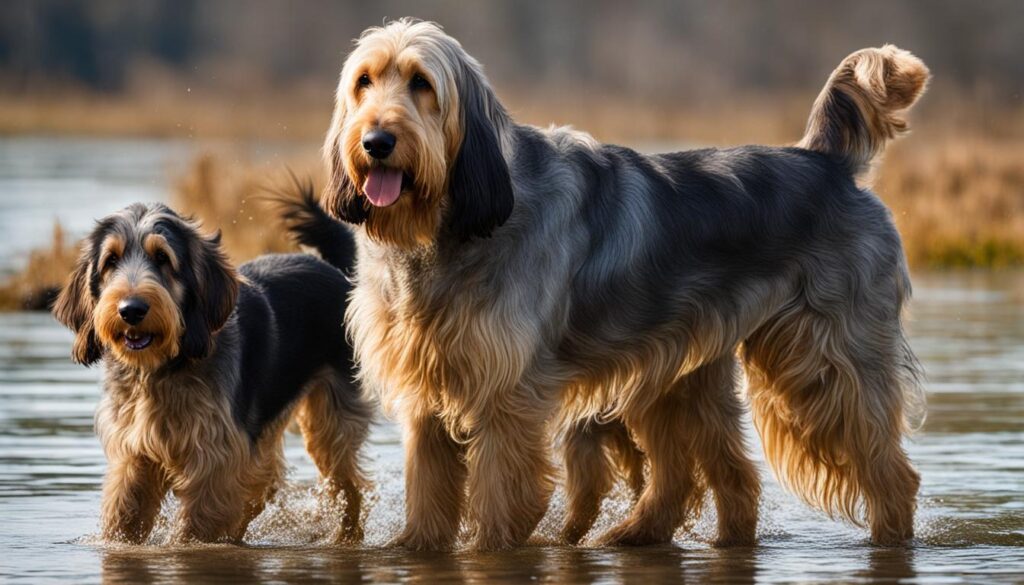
[323,19,514,248]
[52,204,238,370]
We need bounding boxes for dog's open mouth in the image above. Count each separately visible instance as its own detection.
[363,166,414,207]
[123,330,154,351]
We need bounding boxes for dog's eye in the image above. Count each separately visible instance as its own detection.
[154,250,169,266]
[410,74,431,91]
[357,73,371,88]
[102,254,119,271]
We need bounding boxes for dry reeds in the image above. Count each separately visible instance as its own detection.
[1,91,1021,311]
[880,140,1024,269]
[0,153,321,310]
[0,223,78,310]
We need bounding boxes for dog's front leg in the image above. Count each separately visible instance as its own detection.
[465,390,555,551]
[390,406,467,551]
[100,455,168,544]
[171,463,247,544]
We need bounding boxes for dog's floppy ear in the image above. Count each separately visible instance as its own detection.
[322,106,369,225]
[180,229,239,360]
[447,70,515,240]
[52,242,102,365]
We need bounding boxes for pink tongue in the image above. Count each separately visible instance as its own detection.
[363,167,403,207]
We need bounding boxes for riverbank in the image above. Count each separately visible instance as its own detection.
[1,89,1021,309]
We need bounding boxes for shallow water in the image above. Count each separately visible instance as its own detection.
[1,138,1023,583]
[0,136,307,275]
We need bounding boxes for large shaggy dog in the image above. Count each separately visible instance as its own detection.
[324,19,928,550]
[53,195,371,544]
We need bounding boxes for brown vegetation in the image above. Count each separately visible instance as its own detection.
[172,153,318,262]
[0,84,333,141]
[881,140,1024,269]
[0,224,79,311]
[0,153,321,310]
[1,92,1021,311]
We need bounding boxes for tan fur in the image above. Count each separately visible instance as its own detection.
[334,22,774,550]
[72,228,365,543]
[347,272,556,550]
[93,277,183,371]
[96,374,263,543]
[142,234,180,271]
[742,304,922,545]
[55,204,371,545]
[330,21,925,550]
[559,279,793,423]
[587,356,760,547]
[799,45,930,185]
[560,418,646,544]
[388,406,467,551]
[97,366,370,544]
[322,24,458,248]
[294,374,371,544]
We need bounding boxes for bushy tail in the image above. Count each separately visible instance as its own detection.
[798,45,929,184]
[274,176,357,273]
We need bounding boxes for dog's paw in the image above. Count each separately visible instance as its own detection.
[595,519,673,547]
[386,529,453,552]
[332,524,364,547]
[559,525,588,546]
[711,532,757,548]
[869,527,915,547]
[467,522,540,551]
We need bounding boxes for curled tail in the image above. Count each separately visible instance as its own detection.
[798,45,929,184]
[274,177,357,273]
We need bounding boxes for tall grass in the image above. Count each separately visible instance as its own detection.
[1,94,1021,310]
[0,223,79,310]
[0,154,320,310]
[881,141,1024,269]
[172,153,316,262]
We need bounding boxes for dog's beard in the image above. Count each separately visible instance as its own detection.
[94,288,183,370]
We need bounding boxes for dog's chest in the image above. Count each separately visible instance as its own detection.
[350,270,536,414]
[99,377,243,466]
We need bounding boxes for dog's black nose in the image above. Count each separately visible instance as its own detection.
[118,298,149,325]
[362,129,396,159]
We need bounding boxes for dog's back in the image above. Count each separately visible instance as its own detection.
[228,189,361,438]
[229,253,354,436]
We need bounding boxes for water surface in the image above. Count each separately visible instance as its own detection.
[1,138,1022,583]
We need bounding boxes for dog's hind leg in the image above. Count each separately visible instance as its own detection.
[296,368,372,544]
[598,355,759,546]
[597,364,723,546]
[685,356,761,546]
[742,292,923,545]
[561,416,645,544]
[232,422,289,541]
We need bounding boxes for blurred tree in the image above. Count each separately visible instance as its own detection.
[0,0,1020,100]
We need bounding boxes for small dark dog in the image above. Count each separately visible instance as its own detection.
[53,189,371,544]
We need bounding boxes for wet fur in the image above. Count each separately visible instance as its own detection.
[53,201,371,544]
[324,20,928,550]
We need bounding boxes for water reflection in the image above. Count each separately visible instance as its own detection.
[4,269,1024,583]
[865,547,916,584]
[95,545,934,585]
[2,157,1024,584]
[98,545,766,585]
